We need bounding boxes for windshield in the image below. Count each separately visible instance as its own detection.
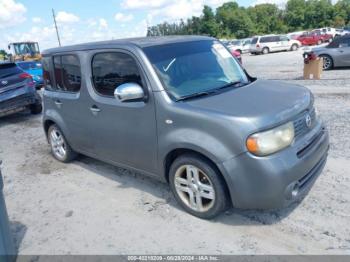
[143,40,249,100]
[13,43,40,56]
[17,62,42,70]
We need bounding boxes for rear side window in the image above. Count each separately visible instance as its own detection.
[92,52,143,97]
[0,63,22,78]
[251,38,258,44]
[42,57,53,90]
[260,37,271,43]
[53,55,81,92]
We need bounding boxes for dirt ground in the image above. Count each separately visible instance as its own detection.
[1,48,350,255]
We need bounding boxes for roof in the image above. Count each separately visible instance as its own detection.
[42,35,214,55]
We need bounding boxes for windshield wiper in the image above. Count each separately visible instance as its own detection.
[176,91,213,101]
[216,81,246,91]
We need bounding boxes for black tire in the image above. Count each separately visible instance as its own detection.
[47,124,77,163]
[320,55,333,70]
[29,102,42,114]
[262,47,269,54]
[291,44,298,51]
[169,153,229,219]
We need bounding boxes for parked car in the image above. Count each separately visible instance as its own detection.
[226,38,251,54]
[250,35,301,54]
[335,28,350,37]
[221,42,242,63]
[231,50,242,64]
[0,62,42,117]
[312,35,350,70]
[16,61,43,89]
[297,31,332,46]
[42,36,329,219]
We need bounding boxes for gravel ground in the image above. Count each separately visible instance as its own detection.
[1,48,350,255]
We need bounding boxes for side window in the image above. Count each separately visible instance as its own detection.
[42,57,53,90]
[92,52,143,97]
[340,38,350,47]
[272,36,280,42]
[260,37,268,43]
[53,55,81,92]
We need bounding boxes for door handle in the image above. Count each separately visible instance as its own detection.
[54,100,62,108]
[90,105,101,114]
[54,100,62,105]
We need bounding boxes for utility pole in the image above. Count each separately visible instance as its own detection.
[52,9,61,47]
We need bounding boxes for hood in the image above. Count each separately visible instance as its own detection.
[186,79,311,129]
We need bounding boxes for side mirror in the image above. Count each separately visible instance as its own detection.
[114,83,145,102]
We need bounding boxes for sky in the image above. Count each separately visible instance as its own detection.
[0,0,285,51]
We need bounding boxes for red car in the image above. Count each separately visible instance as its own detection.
[231,49,242,64]
[297,31,333,46]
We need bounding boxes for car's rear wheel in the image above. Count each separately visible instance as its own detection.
[291,44,298,51]
[48,124,77,162]
[320,55,333,70]
[169,154,229,219]
[262,47,269,54]
[29,102,42,114]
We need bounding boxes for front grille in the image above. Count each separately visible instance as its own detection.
[293,107,316,138]
[0,94,35,111]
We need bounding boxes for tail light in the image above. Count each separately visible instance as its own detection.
[19,72,32,79]
[19,73,35,87]
[256,44,260,48]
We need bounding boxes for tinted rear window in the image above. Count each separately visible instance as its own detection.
[53,55,81,92]
[251,38,258,44]
[0,64,22,78]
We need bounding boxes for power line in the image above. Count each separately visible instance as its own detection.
[52,9,61,47]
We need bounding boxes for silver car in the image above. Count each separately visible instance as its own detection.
[312,35,350,70]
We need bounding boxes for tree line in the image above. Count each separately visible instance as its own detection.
[147,0,350,39]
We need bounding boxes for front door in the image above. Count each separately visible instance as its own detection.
[337,37,350,66]
[85,51,158,175]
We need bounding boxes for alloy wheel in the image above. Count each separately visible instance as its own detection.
[322,56,332,70]
[49,128,67,160]
[174,165,215,212]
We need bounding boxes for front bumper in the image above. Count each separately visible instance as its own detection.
[219,121,329,209]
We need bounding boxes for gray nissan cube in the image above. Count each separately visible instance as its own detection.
[42,36,329,219]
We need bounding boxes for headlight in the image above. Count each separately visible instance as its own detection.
[246,122,295,156]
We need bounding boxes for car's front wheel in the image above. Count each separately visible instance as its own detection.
[320,55,333,70]
[169,154,229,219]
[48,124,77,162]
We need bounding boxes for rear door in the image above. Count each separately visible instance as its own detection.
[267,36,280,51]
[43,54,92,152]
